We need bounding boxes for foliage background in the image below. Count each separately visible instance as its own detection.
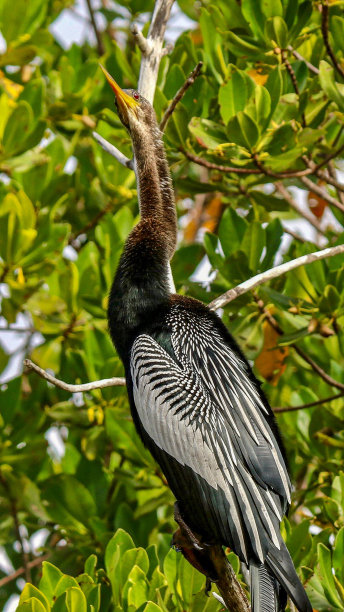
[0,0,344,610]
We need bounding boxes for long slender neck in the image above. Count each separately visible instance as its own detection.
[132,120,177,258]
[108,112,177,353]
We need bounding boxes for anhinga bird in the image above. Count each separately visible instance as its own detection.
[101,65,312,612]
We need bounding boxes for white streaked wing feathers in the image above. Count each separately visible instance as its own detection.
[131,333,288,562]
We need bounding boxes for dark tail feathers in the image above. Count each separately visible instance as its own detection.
[250,540,312,612]
[250,561,287,612]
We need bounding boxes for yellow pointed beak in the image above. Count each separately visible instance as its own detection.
[100,64,139,115]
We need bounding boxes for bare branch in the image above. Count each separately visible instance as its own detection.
[287,45,319,75]
[137,0,175,103]
[85,0,104,56]
[208,244,344,311]
[321,0,344,80]
[131,23,152,57]
[24,359,125,391]
[326,161,344,204]
[300,175,344,213]
[0,473,31,583]
[159,61,203,131]
[273,392,344,413]
[255,295,344,392]
[293,346,344,391]
[274,182,326,235]
[182,149,261,174]
[0,553,50,588]
[92,131,134,169]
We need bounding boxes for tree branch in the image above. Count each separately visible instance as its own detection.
[300,175,344,213]
[0,553,50,588]
[85,0,104,56]
[159,61,203,131]
[24,359,125,391]
[281,49,306,127]
[287,46,319,75]
[131,23,152,57]
[273,392,344,413]
[0,473,31,583]
[173,503,250,612]
[274,182,326,235]
[136,0,175,103]
[92,132,134,169]
[208,244,344,311]
[321,0,344,80]
[255,296,344,392]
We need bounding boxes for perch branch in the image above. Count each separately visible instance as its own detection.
[273,392,344,413]
[159,61,203,131]
[137,0,175,102]
[173,503,250,612]
[208,244,344,311]
[24,359,125,391]
[321,0,344,79]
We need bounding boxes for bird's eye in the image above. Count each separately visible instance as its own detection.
[133,92,140,100]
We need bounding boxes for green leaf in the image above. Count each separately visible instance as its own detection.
[265,17,289,49]
[39,562,63,603]
[218,207,247,257]
[19,584,50,610]
[65,587,87,612]
[2,101,33,157]
[17,599,48,612]
[218,66,255,123]
[227,111,259,149]
[319,60,344,112]
[241,221,265,271]
[317,543,343,608]
[242,0,265,40]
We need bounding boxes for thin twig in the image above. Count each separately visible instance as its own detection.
[293,345,344,391]
[182,150,261,174]
[321,0,344,80]
[273,392,344,413]
[287,46,319,75]
[327,161,344,205]
[208,244,344,311]
[313,143,344,171]
[274,182,326,235]
[24,359,125,391]
[85,0,104,55]
[255,298,344,392]
[300,175,344,213]
[0,473,31,583]
[0,553,51,588]
[159,61,203,131]
[281,49,306,127]
[68,201,114,246]
[283,226,307,243]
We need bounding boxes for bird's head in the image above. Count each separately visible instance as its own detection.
[100,64,155,134]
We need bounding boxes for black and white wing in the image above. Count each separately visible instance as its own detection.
[130,331,289,565]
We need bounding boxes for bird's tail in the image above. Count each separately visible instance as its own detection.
[265,541,312,612]
[250,561,287,612]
